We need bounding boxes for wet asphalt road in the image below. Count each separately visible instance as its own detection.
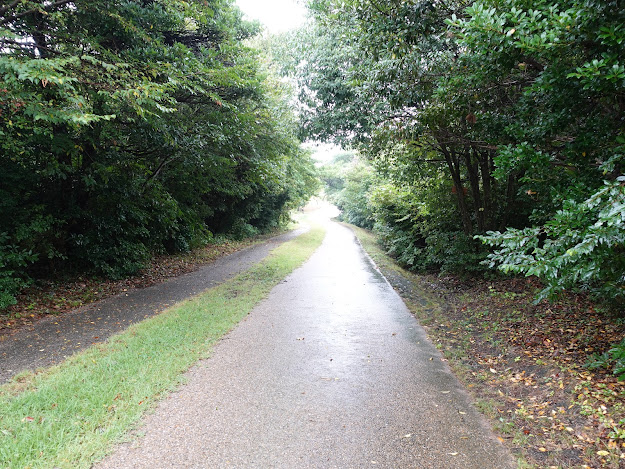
[97,216,515,468]
[0,228,306,384]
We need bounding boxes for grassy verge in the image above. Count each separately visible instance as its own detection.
[348,223,625,469]
[0,224,325,469]
[346,223,443,313]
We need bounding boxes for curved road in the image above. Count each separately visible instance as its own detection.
[97,215,515,468]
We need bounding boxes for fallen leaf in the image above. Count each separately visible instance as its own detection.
[597,450,609,456]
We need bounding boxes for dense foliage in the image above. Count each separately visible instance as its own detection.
[0,0,318,309]
[318,151,376,229]
[288,0,624,306]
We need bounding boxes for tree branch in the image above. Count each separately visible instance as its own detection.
[0,0,21,18]
[0,35,66,57]
[0,0,73,26]
[368,0,390,16]
[141,155,174,194]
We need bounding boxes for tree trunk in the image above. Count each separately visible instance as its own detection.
[463,148,484,232]
[500,174,518,231]
[478,148,495,231]
[439,143,473,235]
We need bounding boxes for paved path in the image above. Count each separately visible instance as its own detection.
[97,218,515,468]
[0,228,306,384]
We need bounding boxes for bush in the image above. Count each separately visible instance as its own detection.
[228,220,260,241]
[368,180,490,274]
[333,161,376,229]
[610,339,625,381]
[422,230,488,274]
[0,234,37,309]
[479,178,625,304]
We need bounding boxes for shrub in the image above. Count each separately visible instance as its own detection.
[479,178,625,304]
[0,234,37,309]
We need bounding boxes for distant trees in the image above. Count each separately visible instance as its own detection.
[319,152,376,229]
[0,0,318,309]
[286,0,625,304]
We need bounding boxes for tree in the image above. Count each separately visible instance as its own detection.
[319,152,376,228]
[455,0,625,302]
[0,0,318,309]
[291,0,625,302]
[287,0,507,271]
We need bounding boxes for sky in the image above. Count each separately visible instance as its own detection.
[235,0,308,34]
[234,0,342,164]
[302,142,347,165]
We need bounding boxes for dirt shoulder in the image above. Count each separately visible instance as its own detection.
[349,223,625,469]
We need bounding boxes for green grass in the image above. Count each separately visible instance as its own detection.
[0,224,325,469]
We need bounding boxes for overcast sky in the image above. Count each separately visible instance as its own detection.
[234,1,341,163]
[235,0,308,34]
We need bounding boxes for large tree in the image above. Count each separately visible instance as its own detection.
[291,0,625,300]
[0,0,318,308]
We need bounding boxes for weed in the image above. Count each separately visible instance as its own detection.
[497,417,516,434]
[474,398,499,418]
[512,430,530,446]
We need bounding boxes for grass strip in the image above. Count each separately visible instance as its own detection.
[346,224,404,277]
[0,224,325,469]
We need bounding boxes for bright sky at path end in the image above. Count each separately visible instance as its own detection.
[235,0,308,34]
[236,1,336,163]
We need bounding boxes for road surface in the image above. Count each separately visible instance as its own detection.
[97,213,514,468]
